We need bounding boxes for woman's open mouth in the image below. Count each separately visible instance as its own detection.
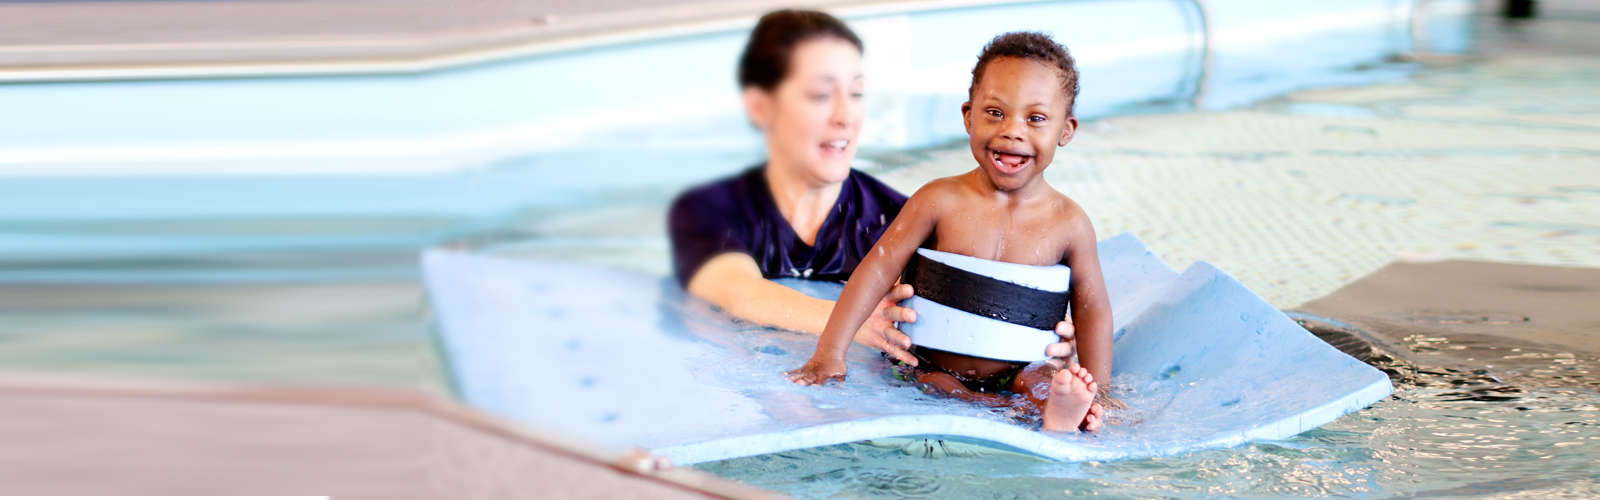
[821,139,850,158]
[989,149,1033,175]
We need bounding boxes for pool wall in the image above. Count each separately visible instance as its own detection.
[0,0,1473,264]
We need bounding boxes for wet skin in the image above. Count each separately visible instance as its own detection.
[788,57,1115,431]
[914,357,1098,432]
[917,346,1023,382]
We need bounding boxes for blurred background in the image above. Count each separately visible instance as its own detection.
[0,0,1484,392]
[1,0,1597,497]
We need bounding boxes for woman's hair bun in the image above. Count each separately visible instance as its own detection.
[739,10,863,91]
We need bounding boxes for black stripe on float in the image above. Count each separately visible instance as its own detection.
[903,252,1070,331]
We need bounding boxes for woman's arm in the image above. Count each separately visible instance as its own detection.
[688,253,832,331]
[788,188,942,385]
[688,252,919,364]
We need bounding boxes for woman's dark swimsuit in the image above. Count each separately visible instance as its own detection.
[668,165,907,287]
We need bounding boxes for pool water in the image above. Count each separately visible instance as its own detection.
[698,386,1600,498]
[699,352,1600,499]
[1,2,1597,498]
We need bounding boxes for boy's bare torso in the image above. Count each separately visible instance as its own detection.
[895,169,1093,384]
[918,171,1085,268]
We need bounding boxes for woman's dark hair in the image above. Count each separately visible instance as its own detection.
[969,31,1081,116]
[738,10,863,91]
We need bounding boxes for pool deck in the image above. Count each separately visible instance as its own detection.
[0,372,787,498]
[1297,259,1600,362]
[6,0,1600,80]
[0,0,992,78]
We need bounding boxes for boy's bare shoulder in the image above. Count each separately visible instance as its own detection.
[914,175,971,195]
[1046,189,1096,232]
[904,175,972,211]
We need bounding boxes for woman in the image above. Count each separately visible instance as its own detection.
[669,10,1080,374]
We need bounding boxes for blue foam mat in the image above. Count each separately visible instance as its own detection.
[422,234,1392,464]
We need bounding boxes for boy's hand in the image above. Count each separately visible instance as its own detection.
[1045,318,1076,358]
[854,283,918,366]
[786,354,849,386]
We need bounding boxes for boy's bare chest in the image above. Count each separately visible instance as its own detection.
[929,208,1073,267]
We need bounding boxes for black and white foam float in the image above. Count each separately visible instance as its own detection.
[898,248,1072,362]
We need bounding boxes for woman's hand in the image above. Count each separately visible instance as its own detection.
[786,353,849,386]
[853,283,918,365]
[1045,317,1077,359]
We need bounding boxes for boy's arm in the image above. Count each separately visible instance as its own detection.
[1062,211,1114,389]
[788,188,943,385]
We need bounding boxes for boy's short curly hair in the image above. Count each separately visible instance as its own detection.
[968,31,1080,116]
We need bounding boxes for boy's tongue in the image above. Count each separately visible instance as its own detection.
[997,152,1029,169]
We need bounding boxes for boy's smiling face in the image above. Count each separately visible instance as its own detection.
[962,57,1077,191]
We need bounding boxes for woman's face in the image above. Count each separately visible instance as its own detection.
[745,37,865,186]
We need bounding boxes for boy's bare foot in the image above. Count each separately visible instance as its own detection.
[1082,403,1103,431]
[1041,364,1097,432]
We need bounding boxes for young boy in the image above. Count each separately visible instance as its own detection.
[786,32,1113,432]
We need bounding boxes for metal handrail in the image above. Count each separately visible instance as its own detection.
[1184,0,1214,109]
[1410,0,1433,56]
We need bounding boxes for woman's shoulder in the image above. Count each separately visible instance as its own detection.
[845,168,909,208]
[670,166,766,216]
